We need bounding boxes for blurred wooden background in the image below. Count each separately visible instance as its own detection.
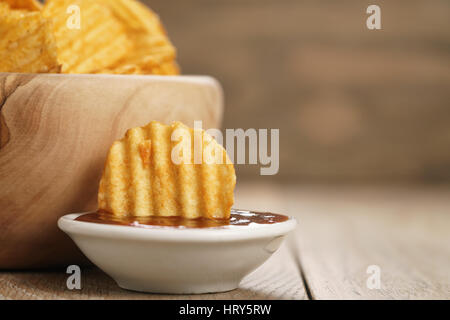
[149,0,450,183]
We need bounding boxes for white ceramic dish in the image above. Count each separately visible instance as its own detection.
[58,212,297,294]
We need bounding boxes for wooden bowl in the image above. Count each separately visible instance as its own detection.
[0,73,223,269]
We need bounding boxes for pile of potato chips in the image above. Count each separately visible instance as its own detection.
[0,0,179,75]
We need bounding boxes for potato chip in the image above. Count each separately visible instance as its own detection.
[42,0,132,73]
[1,0,42,11]
[151,61,180,75]
[98,121,236,219]
[96,0,179,75]
[0,3,60,73]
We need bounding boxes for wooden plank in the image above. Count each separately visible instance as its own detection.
[3,183,448,299]
[288,186,450,299]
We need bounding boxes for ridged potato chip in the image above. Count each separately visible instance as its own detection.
[1,0,42,11]
[95,0,179,75]
[42,0,132,73]
[152,61,180,75]
[98,121,236,219]
[0,3,60,73]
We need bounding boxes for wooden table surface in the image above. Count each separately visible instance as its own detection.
[1,183,449,300]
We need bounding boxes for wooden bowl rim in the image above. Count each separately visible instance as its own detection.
[0,72,221,87]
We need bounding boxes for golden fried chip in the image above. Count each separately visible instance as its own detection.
[96,0,178,75]
[42,0,132,73]
[98,121,236,219]
[0,4,60,73]
[151,61,180,75]
[1,0,42,11]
